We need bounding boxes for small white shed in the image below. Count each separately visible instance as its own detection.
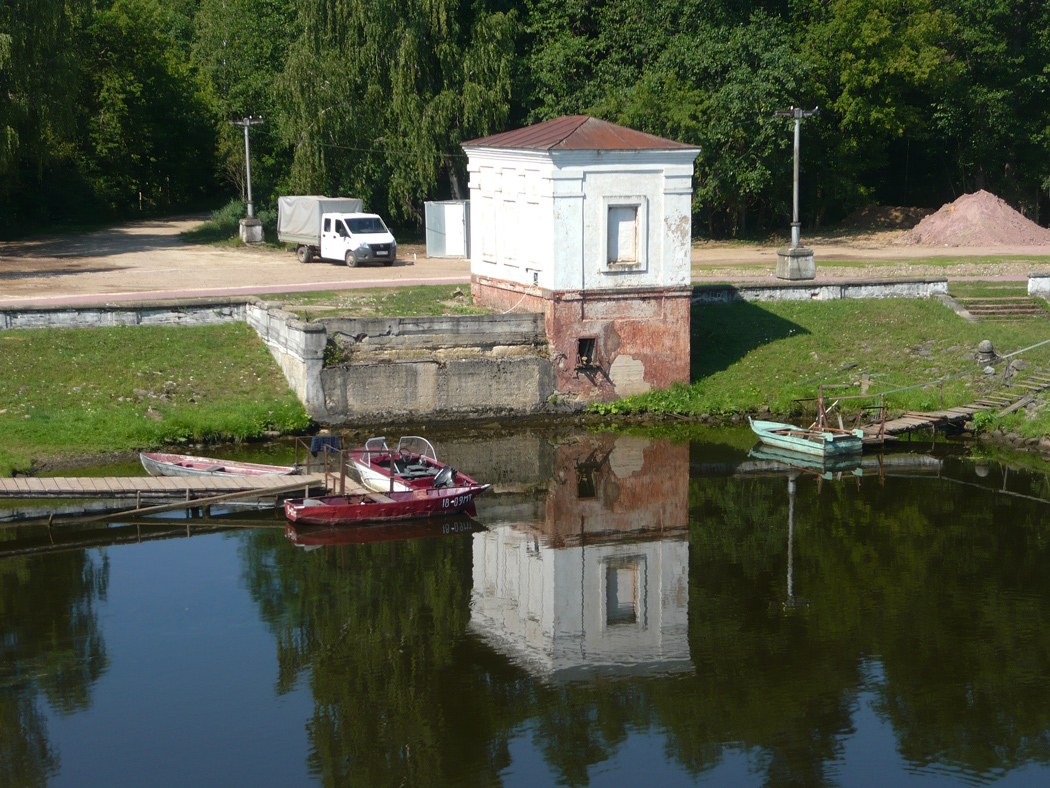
[424,200,470,258]
[462,116,700,400]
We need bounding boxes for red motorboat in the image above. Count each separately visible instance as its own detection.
[284,483,489,526]
[349,436,479,493]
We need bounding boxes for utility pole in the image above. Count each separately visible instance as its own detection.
[229,116,264,243]
[774,106,819,248]
[229,116,264,218]
[773,106,819,279]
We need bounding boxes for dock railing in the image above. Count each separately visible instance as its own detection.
[293,436,361,496]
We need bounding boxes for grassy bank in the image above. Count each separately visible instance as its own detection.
[599,299,1050,437]
[5,293,1050,476]
[265,285,489,319]
[0,324,309,475]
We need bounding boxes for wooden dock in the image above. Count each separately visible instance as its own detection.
[861,404,987,442]
[0,473,338,500]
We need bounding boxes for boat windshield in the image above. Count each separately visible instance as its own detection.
[397,436,437,462]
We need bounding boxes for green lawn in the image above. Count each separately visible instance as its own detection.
[948,281,1030,298]
[598,298,1050,437]
[0,324,309,475]
[263,285,490,318]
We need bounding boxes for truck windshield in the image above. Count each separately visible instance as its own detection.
[345,217,387,234]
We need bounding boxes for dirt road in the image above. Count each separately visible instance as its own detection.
[2,216,1049,307]
[0,216,471,306]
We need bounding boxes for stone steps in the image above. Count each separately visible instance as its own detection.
[957,297,1048,320]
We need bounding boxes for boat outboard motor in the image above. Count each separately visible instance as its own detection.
[433,466,456,488]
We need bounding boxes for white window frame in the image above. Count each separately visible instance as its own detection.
[602,196,648,272]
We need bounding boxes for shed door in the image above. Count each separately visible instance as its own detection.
[445,203,466,256]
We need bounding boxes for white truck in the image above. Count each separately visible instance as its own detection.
[277,196,398,266]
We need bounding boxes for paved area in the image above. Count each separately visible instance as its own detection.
[0,216,471,307]
[2,216,1049,307]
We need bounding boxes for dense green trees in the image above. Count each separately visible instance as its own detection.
[2,0,1049,237]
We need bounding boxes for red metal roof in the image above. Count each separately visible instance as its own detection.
[463,115,696,151]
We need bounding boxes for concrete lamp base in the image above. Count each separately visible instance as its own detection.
[776,246,815,280]
[239,217,264,245]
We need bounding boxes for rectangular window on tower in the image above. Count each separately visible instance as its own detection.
[602,197,647,271]
[607,206,637,263]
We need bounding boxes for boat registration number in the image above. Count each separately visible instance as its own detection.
[443,493,473,509]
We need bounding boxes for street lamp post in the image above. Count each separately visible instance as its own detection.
[229,116,264,243]
[773,106,819,279]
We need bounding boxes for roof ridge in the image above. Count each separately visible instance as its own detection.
[462,115,697,152]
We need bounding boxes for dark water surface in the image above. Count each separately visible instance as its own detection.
[3,430,1050,787]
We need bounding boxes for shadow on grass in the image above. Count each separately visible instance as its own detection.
[691,301,809,382]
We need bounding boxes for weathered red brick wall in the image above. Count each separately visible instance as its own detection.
[471,276,548,314]
[473,275,691,401]
[546,288,691,400]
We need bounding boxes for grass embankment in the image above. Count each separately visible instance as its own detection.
[0,324,309,475]
[266,285,490,319]
[599,299,1050,437]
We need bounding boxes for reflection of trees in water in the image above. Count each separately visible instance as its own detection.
[0,542,110,787]
[238,468,1050,788]
[686,472,1050,785]
[0,694,57,788]
[241,530,512,785]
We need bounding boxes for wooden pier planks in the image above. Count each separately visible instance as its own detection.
[0,473,343,500]
[861,404,984,440]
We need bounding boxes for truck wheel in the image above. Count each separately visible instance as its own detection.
[296,245,313,264]
[345,251,358,268]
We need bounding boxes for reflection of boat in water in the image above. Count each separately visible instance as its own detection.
[748,445,864,478]
[285,513,481,548]
[750,417,863,458]
[745,445,943,480]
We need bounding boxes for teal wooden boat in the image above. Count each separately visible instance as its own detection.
[749,417,864,458]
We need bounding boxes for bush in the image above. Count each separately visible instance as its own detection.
[180,198,246,243]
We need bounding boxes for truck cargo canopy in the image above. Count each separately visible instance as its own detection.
[277,196,365,244]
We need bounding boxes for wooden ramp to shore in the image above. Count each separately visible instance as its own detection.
[0,473,338,501]
[861,404,988,443]
[0,472,375,526]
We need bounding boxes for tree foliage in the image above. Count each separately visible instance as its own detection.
[2,0,1050,237]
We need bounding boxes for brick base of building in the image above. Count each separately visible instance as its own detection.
[472,276,691,400]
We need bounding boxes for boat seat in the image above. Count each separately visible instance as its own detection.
[367,493,395,503]
[204,465,226,473]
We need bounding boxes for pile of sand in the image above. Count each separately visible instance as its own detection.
[896,190,1050,247]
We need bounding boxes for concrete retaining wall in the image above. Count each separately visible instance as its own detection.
[1029,274,1050,297]
[245,301,328,418]
[319,356,555,423]
[0,299,246,330]
[692,278,948,304]
[323,313,544,352]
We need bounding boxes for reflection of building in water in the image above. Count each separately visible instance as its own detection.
[470,435,691,680]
